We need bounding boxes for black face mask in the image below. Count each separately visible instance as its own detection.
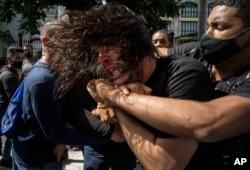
[200,28,250,64]
[12,61,23,69]
[24,51,33,58]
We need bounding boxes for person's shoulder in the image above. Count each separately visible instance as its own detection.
[171,55,203,66]
[0,66,14,77]
[168,56,208,73]
[26,61,54,83]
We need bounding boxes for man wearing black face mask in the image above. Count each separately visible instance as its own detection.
[0,46,23,168]
[88,0,250,169]
[19,44,36,81]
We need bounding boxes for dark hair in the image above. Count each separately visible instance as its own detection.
[23,44,33,49]
[43,3,155,97]
[41,19,100,98]
[78,3,154,71]
[215,0,250,27]
[152,29,172,43]
[7,46,24,57]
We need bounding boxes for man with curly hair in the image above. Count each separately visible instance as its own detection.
[88,0,250,169]
[83,3,214,170]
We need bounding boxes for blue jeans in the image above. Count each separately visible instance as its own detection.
[84,141,141,170]
[11,143,63,170]
[12,158,62,170]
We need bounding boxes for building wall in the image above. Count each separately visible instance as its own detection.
[163,0,215,45]
[0,6,60,57]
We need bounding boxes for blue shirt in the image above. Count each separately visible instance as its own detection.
[12,61,106,166]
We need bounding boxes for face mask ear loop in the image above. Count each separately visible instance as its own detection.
[226,27,250,40]
[202,27,250,41]
[234,27,250,49]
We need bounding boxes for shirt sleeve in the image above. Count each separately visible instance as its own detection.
[61,86,114,140]
[166,57,213,101]
[167,42,200,57]
[29,78,108,145]
[1,73,18,100]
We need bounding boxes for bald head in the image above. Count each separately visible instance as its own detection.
[40,19,63,38]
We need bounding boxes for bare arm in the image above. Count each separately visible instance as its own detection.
[87,79,250,142]
[111,92,250,142]
[115,107,198,170]
[87,79,198,169]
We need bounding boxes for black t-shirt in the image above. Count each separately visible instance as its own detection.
[143,56,213,137]
[144,57,216,169]
[146,56,213,100]
[61,85,114,140]
[165,42,250,169]
[188,67,250,170]
[176,47,250,170]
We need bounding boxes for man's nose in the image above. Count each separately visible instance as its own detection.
[97,53,111,67]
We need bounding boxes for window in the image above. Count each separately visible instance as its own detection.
[181,2,198,18]
[207,3,214,16]
[181,21,197,35]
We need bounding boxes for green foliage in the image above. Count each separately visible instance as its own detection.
[109,0,181,33]
[0,30,15,44]
[0,0,180,37]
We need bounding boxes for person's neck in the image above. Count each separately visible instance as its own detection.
[141,55,156,83]
[25,57,34,62]
[211,51,250,81]
[39,54,48,63]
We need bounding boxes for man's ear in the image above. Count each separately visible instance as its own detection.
[41,36,50,43]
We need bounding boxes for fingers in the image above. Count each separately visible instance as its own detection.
[92,107,118,124]
[100,108,118,124]
[119,83,152,95]
[119,85,130,95]
[87,79,115,103]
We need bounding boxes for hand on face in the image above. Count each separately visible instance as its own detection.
[155,47,168,58]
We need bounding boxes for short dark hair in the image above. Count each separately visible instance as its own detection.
[215,0,250,27]
[23,44,33,49]
[152,29,171,42]
[7,46,24,57]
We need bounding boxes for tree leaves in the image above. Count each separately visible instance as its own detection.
[0,0,180,36]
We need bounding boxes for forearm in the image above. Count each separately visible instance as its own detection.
[115,108,179,170]
[107,93,203,139]
[108,93,250,142]
[116,108,198,170]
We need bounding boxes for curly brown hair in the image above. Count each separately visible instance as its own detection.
[77,3,154,71]
[41,18,101,98]
[44,3,155,97]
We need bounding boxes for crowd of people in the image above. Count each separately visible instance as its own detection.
[0,0,249,169]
